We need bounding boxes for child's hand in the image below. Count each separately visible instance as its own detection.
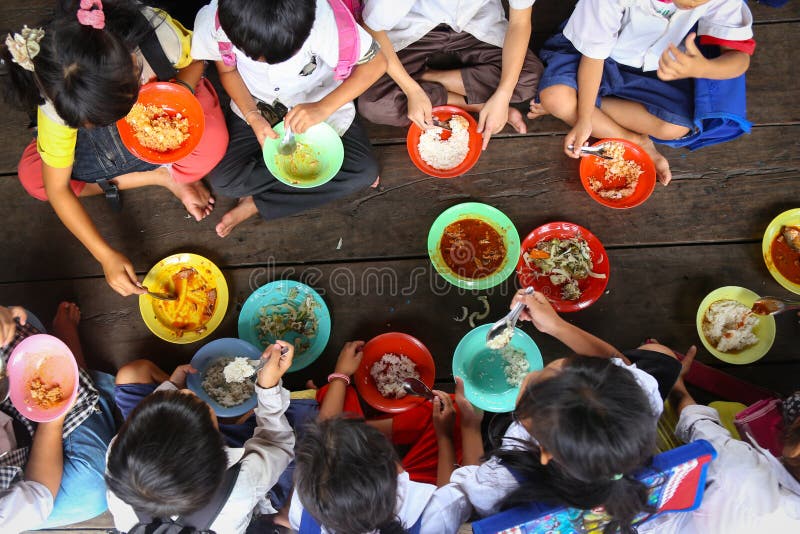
[478,91,512,151]
[249,114,279,147]
[657,33,708,81]
[676,345,697,385]
[511,290,562,335]
[100,250,146,297]
[564,119,592,158]
[169,364,198,389]
[432,391,456,438]
[406,85,433,130]
[334,341,365,376]
[0,306,26,347]
[285,102,332,134]
[258,340,295,388]
[454,377,483,429]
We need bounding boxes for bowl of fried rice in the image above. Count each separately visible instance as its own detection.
[579,138,656,209]
[117,82,205,164]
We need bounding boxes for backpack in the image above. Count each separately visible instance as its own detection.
[123,463,242,534]
[214,0,363,80]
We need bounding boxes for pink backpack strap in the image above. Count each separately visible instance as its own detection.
[214,10,237,67]
[327,0,361,80]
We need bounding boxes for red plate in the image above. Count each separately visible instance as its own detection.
[406,105,482,178]
[516,222,610,313]
[116,82,205,164]
[579,138,656,209]
[354,332,436,414]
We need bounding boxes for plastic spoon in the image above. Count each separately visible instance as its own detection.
[486,287,534,346]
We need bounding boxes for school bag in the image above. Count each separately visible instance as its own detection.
[122,462,242,534]
[298,508,422,534]
[214,0,363,80]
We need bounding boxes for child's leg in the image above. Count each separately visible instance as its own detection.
[114,360,168,420]
[623,344,683,400]
[50,302,86,370]
[599,98,691,142]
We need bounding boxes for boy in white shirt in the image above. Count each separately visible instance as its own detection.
[359,0,543,149]
[533,0,755,185]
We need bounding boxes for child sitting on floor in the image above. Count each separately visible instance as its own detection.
[191,0,387,238]
[531,0,755,184]
[105,342,295,534]
[358,0,543,149]
[283,340,483,533]
[1,0,228,297]
[450,290,686,532]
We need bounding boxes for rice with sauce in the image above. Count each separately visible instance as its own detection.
[702,299,759,353]
[589,141,643,200]
[417,115,470,170]
[126,103,190,152]
[202,357,255,407]
[370,353,420,399]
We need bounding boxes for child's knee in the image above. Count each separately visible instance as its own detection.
[637,343,678,360]
[115,359,162,385]
[539,85,577,118]
[653,122,691,141]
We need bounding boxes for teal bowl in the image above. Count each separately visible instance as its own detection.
[452,324,543,413]
[263,121,344,188]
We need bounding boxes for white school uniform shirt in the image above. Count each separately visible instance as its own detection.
[563,0,754,71]
[638,405,800,534]
[107,380,294,534]
[192,0,377,135]
[450,359,663,516]
[363,0,536,52]
[288,471,472,534]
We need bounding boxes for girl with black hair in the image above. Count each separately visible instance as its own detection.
[1,0,228,297]
[450,290,686,534]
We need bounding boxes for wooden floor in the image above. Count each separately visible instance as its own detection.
[2,1,799,532]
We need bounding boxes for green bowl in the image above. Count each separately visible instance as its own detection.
[427,202,521,290]
[263,121,344,189]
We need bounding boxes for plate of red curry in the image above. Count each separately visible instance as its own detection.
[762,208,800,295]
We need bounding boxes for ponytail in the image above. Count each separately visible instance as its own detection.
[378,518,408,534]
[0,41,42,118]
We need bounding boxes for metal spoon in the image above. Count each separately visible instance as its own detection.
[0,373,8,403]
[567,144,613,159]
[143,287,177,301]
[751,296,800,316]
[486,287,534,346]
[402,377,435,401]
[278,124,297,156]
[224,345,291,382]
[431,118,452,131]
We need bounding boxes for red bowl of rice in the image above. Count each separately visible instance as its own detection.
[407,105,482,179]
[579,138,656,209]
[355,332,436,414]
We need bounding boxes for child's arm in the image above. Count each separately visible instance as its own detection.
[564,55,604,159]
[658,33,750,81]
[511,290,623,359]
[0,305,27,347]
[364,26,432,129]
[285,52,388,134]
[174,60,206,91]
[24,416,66,500]
[42,165,144,297]
[214,61,278,146]
[478,5,533,150]
[667,346,698,415]
[318,341,365,420]
[455,377,484,466]
[432,391,457,487]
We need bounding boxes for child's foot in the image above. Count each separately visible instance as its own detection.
[305,379,318,390]
[216,196,258,238]
[169,180,215,221]
[52,302,85,367]
[507,107,527,133]
[527,101,549,120]
[371,176,381,189]
[639,137,672,185]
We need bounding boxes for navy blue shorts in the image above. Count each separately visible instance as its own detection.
[622,348,682,400]
[539,33,694,130]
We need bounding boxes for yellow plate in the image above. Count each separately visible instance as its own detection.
[695,286,776,365]
[139,253,229,344]
[762,208,800,295]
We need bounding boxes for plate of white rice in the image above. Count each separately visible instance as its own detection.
[186,338,263,417]
[696,287,776,365]
[407,106,480,178]
[369,353,421,399]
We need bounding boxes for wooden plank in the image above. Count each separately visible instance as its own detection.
[1,242,797,394]
[0,124,798,282]
[26,511,115,533]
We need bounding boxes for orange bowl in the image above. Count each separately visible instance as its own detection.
[354,332,436,414]
[406,105,482,178]
[116,82,205,164]
[516,222,610,313]
[579,138,656,209]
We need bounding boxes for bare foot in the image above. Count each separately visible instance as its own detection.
[527,101,550,120]
[305,379,318,390]
[52,302,86,368]
[639,137,672,185]
[168,180,215,221]
[507,107,527,134]
[371,176,380,189]
[216,196,258,238]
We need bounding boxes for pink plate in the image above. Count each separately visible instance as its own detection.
[7,334,79,422]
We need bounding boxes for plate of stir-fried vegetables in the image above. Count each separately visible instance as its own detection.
[516,222,610,312]
[238,281,331,372]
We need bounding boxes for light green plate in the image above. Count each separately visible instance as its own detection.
[263,121,344,189]
[427,202,521,290]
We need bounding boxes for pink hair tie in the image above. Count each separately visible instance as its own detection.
[77,0,105,30]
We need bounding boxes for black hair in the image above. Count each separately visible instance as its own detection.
[217,0,316,64]
[105,390,228,517]
[294,418,407,534]
[494,357,657,534]
[1,0,163,127]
